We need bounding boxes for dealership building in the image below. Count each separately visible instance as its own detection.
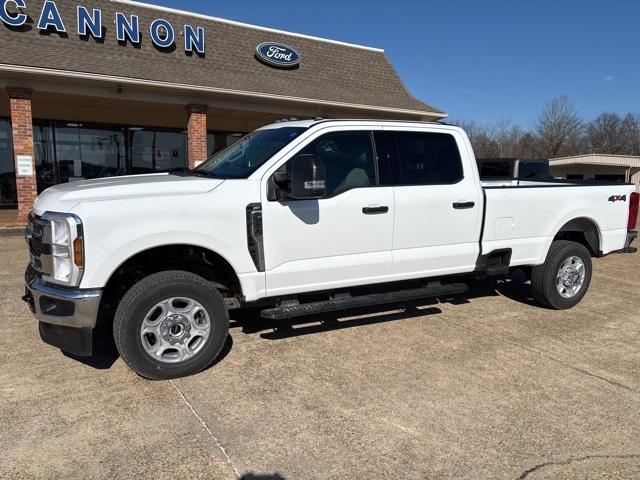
[0,0,444,221]
[550,154,640,193]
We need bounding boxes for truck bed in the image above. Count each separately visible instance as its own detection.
[480,179,635,267]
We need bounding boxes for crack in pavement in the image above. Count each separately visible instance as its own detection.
[170,380,241,479]
[441,317,640,394]
[516,453,640,479]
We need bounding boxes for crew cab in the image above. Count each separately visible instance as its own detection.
[23,119,639,379]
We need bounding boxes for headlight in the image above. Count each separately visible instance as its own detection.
[41,212,84,286]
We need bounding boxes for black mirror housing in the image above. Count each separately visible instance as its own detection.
[288,154,326,199]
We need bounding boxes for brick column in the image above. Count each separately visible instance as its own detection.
[8,87,37,220]
[186,104,208,169]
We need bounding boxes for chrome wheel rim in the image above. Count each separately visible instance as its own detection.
[556,256,586,299]
[140,297,211,363]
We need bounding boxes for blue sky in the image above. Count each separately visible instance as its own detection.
[142,0,638,128]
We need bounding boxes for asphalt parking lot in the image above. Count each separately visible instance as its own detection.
[1,233,640,480]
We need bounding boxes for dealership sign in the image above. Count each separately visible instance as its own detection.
[0,0,206,54]
[256,42,301,68]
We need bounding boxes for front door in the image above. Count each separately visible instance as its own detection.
[261,128,394,296]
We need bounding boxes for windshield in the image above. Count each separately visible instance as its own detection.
[194,126,307,179]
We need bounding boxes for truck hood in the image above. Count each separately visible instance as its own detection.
[32,173,224,214]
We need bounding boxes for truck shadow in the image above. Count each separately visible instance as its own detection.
[63,309,233,370]
[64,272,537,370]
[230,304,444,340]
[229,272,538,339]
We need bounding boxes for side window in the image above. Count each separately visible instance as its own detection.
[386,132,463,185]
[296,131,377,195]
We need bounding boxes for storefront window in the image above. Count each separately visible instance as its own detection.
[129,127,187,174]
[33,121,126,192]
[29,119,246,192]
[0,118,16,209]
[56,123,126,182]
[33,122,57,193]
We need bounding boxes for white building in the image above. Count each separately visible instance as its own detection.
[549,154,640,192]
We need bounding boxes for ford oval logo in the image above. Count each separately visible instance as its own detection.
[256,42,301,68]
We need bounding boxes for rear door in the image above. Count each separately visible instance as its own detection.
[261,126,394,296]
[377,127,483,281]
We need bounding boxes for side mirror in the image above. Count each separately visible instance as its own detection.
[271,154,326,200]
[289,154,326,199]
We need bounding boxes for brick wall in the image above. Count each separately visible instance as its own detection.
[186,104,208,169]
[7,87,37,220]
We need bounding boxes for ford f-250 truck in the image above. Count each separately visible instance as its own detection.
[23,119,639,379]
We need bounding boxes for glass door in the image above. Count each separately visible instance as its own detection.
[0,119,17,209]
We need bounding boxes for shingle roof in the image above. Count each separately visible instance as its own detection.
[0,0,444,118]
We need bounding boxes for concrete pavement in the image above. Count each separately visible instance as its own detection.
[1,234,639,479]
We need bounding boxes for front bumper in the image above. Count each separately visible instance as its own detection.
[23,266,103,356]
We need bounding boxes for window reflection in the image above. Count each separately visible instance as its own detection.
[55,123,126,183]
[129,128,187,174]
[0,118,16,209]
[30,119,246,194]
[33,123,56,193]
[207,132,244,157]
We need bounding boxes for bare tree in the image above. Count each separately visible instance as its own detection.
[535,96,583,158]
[451,119,529,158]
[454,98,638,159]
[621,113,640,155]
[517,132,540,158]
[585,112,624,154]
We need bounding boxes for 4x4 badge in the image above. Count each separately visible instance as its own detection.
[608,195,627,202]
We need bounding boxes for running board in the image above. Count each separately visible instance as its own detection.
[260,282,468,320]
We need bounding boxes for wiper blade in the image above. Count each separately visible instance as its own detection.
[190,170,218,178]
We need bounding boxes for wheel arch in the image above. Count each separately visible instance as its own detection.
[100,243,243,312]
[553,217,602,257]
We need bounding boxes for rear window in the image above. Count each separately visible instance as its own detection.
[381,131,463,185]
[479,161,511,178]
[518,161,550,179]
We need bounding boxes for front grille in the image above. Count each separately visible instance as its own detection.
[26,214,52,275]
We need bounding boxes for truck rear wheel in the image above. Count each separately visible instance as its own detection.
[113,270,229,380]
[531,240,592,310]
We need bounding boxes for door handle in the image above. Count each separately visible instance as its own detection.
[452,201,475,209]
[362,206,389,215]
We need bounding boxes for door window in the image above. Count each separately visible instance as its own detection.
[297,131,376,196]
[381,132,463,185]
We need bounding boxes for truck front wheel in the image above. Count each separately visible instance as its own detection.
[531,240,592,310]
[113,270,229,380]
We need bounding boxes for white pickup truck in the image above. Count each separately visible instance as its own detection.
[23,119,638,379]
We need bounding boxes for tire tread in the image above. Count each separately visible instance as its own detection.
[113,270,228,380]
[531,240,592,310]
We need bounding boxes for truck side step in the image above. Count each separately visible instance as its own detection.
[260,282,468,320]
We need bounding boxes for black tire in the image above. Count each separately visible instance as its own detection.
[113,270,229,380]
[531,240,592,310]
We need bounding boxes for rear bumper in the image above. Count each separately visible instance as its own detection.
[608,230,638,255]
[623,230,637,253]
[23,266,103,356]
